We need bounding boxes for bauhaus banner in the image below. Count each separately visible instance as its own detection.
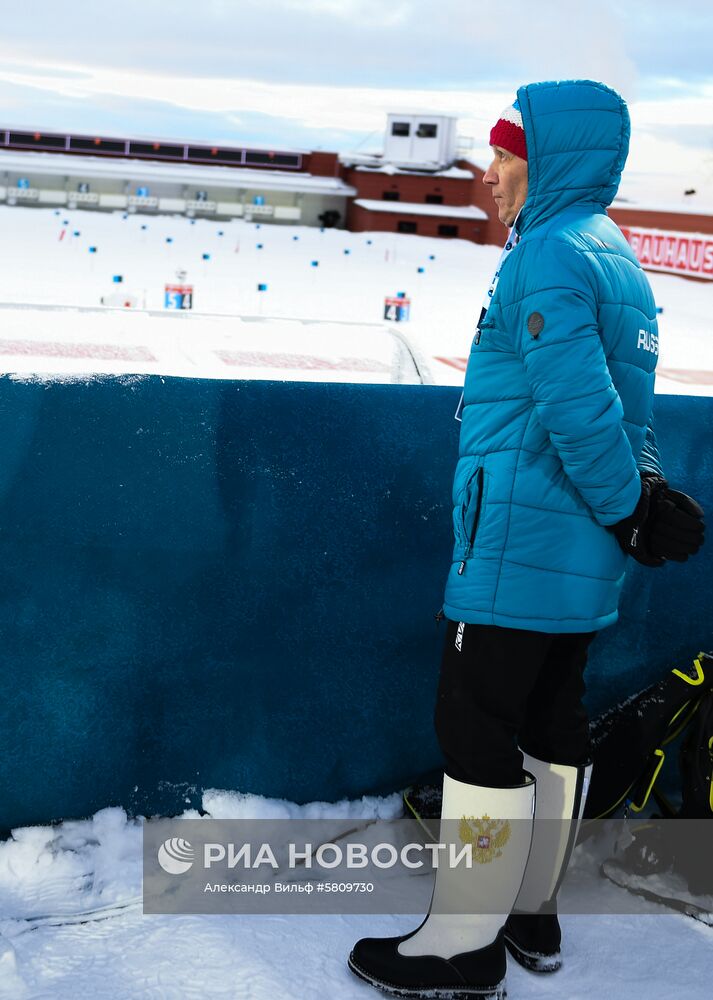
[619,225,713,280]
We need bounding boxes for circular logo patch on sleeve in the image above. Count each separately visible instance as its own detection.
[527,312,545,338]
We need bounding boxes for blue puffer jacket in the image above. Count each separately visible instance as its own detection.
[443,80,662,634]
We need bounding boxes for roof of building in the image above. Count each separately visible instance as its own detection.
[0,150,357,197]
[462,156,490,173]
[353,198,488,220]
[610,170,713,217]
[339,151,476,177]
[611,197,713,218]
[0,121,315,155]
[352,163,475,179]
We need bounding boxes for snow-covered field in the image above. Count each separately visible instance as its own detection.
[2,794,711,1000]
[0,205,711,393]
[1,205,712,998]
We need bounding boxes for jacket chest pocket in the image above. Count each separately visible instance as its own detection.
[474,312,513,353]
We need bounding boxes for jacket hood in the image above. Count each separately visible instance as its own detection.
[515,79,630,235]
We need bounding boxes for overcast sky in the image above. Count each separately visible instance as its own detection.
[0,0,711,192]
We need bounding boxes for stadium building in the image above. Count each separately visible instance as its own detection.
[1,114,711,280]
[0,129,353,228]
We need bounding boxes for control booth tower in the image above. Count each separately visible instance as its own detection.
[384,112,459,171]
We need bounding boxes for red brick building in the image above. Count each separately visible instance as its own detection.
[339,112,503,244]
[341,160,504,244]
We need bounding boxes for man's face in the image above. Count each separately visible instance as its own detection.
[483,146,528,227]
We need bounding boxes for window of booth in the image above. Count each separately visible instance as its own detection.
[397,220,418,234]
[438,224,459,237]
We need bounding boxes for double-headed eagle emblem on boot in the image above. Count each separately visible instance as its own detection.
[459,815,511,864]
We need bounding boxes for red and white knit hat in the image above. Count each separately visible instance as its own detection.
[489,101,527,161]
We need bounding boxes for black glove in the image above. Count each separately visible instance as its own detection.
[609,476,666,567]
[647,485,705,562]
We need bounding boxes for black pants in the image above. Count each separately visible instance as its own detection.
[434,621,596,787]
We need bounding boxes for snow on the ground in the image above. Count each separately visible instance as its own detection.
[1,794,711,1000]
[0,205,710,393]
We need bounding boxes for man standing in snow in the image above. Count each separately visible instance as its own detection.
[349,80,704,999]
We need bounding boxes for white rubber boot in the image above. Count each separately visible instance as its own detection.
[504,751,592,973]
[348,772,535,999]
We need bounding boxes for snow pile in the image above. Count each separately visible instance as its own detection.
[1,794,712,999]
[203,788,402,820]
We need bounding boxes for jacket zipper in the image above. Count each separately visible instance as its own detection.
[458,466,484,575]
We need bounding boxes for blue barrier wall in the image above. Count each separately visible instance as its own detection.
[0,376,711,831]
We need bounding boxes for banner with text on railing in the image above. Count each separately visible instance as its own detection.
[619,224,713,280]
